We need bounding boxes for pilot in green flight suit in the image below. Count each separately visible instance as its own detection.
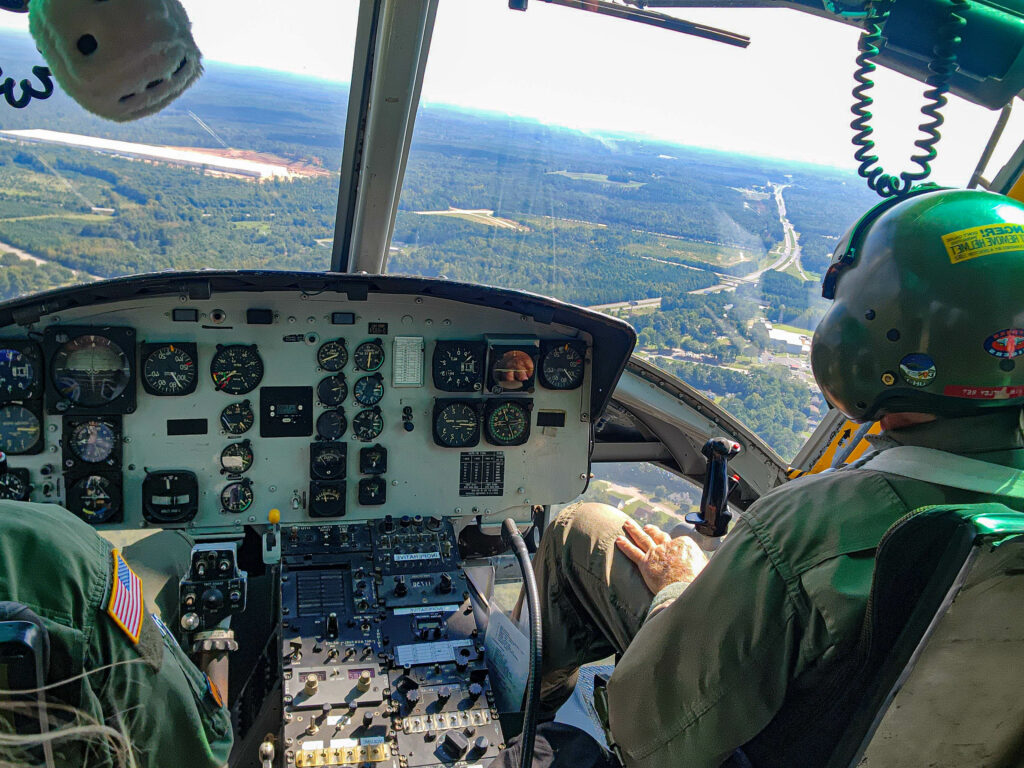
[0,501,232,768]
[534,188,1024,767]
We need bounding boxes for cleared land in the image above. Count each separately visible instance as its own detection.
[547,170,646,189]
[415,208,527,231]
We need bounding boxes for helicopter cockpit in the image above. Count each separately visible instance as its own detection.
[1,1,1024,767]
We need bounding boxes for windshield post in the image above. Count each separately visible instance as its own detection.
[331,0,438,274]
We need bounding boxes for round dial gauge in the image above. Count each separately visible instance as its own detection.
[358,476,386,505]
[352,408,383,441]
[317,340,348,372]
[316,409,347,440]
[210,345,264,395]
[221,481,254,513]
[52,334,131,406]
[0,404,40,454]
[220,401,254,435]
[317,375,348,407]
[486,401,530,446]
[143,344,197,395]
[433,401,480,448]
[0,472,28,501]
[353,341,385,372]
[540,344,585,390]
[70,420,116,463]
[353,374,384,406]
[311,443,346,480]
[433,342,484,392]
[0,348,37,400]
[220,441,253,474]
[68,475,120,524]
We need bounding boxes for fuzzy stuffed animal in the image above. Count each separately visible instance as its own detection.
[26,0,203,121]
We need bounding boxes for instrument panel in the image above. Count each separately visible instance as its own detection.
[0,272,635,532]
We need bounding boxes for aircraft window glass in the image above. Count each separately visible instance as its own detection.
[0,2,356,289]
[391,0,1024,461]
[573,462,702,533]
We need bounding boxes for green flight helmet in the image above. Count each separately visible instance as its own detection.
[811,187,1024,422]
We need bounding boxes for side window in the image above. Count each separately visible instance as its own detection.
[574,461,701,531]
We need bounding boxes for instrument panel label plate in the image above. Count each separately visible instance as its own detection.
[459,451,504,496]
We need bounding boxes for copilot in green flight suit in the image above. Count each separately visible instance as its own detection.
[0,501,233,768]
[534,409,1024,768]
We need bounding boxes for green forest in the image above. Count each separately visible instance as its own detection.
[0,29,882,457]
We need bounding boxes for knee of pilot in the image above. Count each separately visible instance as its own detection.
[546,501,626,555]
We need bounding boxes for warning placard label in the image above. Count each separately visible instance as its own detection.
[942,222,1024,264]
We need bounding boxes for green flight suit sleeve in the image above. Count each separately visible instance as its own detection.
[606,516,803,768]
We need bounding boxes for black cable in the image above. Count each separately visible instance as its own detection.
[502,517,542,768]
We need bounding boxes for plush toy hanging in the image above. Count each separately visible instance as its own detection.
[1,0,203,121]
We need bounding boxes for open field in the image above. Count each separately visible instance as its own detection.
[415,208,527,230]
[546,170,646,189]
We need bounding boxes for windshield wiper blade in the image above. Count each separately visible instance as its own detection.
[515,0,750,47]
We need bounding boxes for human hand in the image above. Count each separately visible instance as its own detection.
[615,518,708,595]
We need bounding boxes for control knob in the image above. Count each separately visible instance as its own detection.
[439,573,453,594]
[393,576,407,597]
[442,731,469,758]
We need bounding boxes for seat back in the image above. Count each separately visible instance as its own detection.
[827,504,1024,768]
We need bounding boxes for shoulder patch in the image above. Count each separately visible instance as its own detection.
[107,549,144,644]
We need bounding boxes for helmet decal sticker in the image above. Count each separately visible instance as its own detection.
[942,222,1024,264]
[899,353,937,388]
[984,329,1024,359]
[944,385,1024,400]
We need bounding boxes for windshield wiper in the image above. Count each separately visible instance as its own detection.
[511,0,751,47]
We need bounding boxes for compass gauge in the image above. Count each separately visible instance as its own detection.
[485,400,531,446]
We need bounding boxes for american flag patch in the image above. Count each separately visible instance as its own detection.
[107,550,144,644]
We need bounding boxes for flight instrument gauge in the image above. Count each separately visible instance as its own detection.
[0,404,41,454]
[220,401,254,435]
[220,441,254,475]
[210,345,264,395]
[0,469,29,501]
[358,476,386,506]
[433,399,481,448]
[310,441,347,481]
[0,345,41,402]
[485,400,532,446]
[70,419,117,464]
[51,333,133,408]
[353,340,385,372]
[539,342,586,390]
[310,482,346,518]
[352,408,383,441]
[317,340,348,372]
[221,480,254,513]
[359,444,387,475]
[488,345,538,393]
[141,342,198,396]
[353,374,384,406]
[316,409,347,441]
[67,474,121,524]
[432,340,485,392]
[317,374,347,407]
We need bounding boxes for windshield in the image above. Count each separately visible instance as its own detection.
[388,1,1024,461]
[0,2,1021,463]
[0,3,355,282]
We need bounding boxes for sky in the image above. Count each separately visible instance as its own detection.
[2,0,1021,183]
